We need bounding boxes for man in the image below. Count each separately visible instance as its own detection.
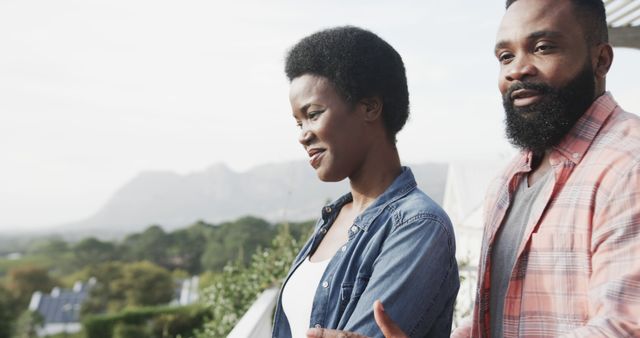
[308,0,640,337]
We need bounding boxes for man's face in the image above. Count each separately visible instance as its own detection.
[495,0,597,154]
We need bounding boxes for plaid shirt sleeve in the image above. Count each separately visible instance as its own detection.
[560,161,640,337]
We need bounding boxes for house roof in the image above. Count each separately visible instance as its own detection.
[29,280,93,324]
[607,0,640,49]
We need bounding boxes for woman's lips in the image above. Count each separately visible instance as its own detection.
[307,149,326,168]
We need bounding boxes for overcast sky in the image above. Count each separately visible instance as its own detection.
[1,0,638,231]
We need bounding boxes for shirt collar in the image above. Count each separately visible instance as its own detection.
[321,167,417,232]
[552,92,618,164]
[517,92,618,168]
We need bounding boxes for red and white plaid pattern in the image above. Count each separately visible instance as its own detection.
[471,93,640,337]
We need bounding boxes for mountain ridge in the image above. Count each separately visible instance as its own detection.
[51,160,448,238]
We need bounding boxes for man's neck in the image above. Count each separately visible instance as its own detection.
[528,151,552,187]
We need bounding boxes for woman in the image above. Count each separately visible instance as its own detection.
[273,26,459,338]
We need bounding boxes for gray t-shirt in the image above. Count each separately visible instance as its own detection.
[489,171,553,338]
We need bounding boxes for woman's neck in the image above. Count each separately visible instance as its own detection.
[348,144,402,214]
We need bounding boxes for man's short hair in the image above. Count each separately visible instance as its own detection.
[285,26,409,142]
[506,0,609,44]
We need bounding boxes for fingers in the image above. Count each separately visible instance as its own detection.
[450,329,472,338]
[450,318,473,338]
[307,328,369,338]
[373,300,408,338]
[305,301,407,338]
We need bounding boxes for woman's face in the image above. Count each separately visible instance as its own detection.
[289,74,368,182]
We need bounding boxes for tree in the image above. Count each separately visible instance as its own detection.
[120,225,170,268]
[81,262,125,315]
[72,237,118,269]
[6,266,57,308]
[12,310,43,338]
[115,261,174,307]
[28,237,69,256]
[163,222,210,273]
[82,261,174,316]
[0,285,17,338]
[200,216,275,271]
[196,225,305,337]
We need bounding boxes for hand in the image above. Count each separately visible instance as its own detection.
[306,300,408,338]
[450,317,472,338]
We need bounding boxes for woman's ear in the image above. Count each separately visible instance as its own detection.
[359,97,383,122]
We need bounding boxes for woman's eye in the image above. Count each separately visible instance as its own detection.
[308,110,323,120]
[295,121,302,129]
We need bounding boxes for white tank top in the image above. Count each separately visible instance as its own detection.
[281,256,331,338]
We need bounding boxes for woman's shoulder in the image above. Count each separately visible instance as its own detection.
[388,187,453,231]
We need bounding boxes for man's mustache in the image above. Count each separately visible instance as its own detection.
[504,81,552,102]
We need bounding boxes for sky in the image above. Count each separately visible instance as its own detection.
[1,0,639,232]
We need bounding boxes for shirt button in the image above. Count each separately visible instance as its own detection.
[315,324,321,328]
[350,226,358,233]
[322,281,329,288]
[341,246,347,252]
[572,153,580,159]
[319,228,327,234]
[324,206,332,213]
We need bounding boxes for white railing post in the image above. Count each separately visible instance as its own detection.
[227,288,279,338]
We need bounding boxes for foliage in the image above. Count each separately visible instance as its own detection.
[27,237,69,256]
[47,331,86,338]
[113,323,146,338]
[0,255,51,280]
[200,216,275,271]
[121,225,171,269]
[81,261,174,316]
[72,237,118,269]
[0,216,314,336]
[83,305,208,338]
[117,261,174,307]
[196,271,217,291]
[47,332,84,338]
[453,257,473,328]
[0,285,17,338]
[5,266,57,308]
[11,310,43,338]
[80,262,125,315]
[196,224,310,337]
[163,222,210,273]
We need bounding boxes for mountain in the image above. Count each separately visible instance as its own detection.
[56,161,448,238]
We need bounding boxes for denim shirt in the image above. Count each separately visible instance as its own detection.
[272,167,459,338]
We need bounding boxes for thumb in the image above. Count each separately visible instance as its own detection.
[373,300,408,338]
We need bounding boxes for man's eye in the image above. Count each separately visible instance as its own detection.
[498,52,514,64]
[535,44,555,52]
[295,121,302,129]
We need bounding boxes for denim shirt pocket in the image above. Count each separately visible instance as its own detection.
[339,276,370,312]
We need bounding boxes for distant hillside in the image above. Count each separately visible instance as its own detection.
[55,161,448,238]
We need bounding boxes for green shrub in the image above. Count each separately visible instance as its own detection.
[113,323,146,338]
[196,225,309,338]
[83,305,207,338]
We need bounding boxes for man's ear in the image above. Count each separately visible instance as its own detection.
[594,43,613,78]
[359,97,383,122]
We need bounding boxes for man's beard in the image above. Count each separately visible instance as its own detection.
[502,62,596,155]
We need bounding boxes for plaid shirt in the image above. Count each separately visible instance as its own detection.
[471,93,640,337]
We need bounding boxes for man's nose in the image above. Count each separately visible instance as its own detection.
[505,56,538,82]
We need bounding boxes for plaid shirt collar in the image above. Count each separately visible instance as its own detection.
[515,92,618,169]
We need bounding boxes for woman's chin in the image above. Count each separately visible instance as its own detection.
[315,168,347,183]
